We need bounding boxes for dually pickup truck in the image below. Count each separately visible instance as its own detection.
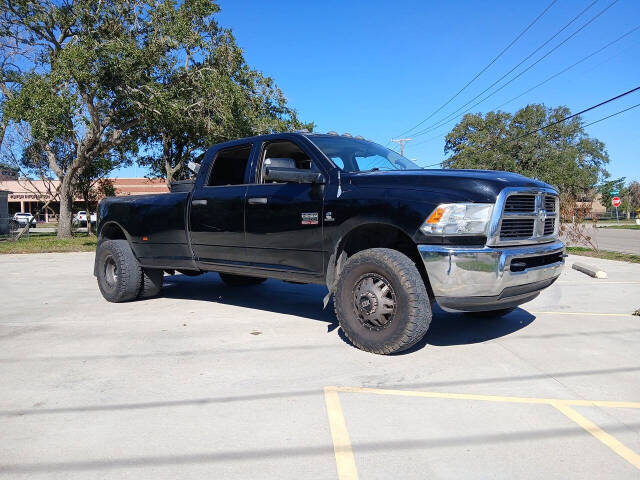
[95,132,565,354]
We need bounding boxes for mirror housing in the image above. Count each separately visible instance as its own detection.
[264,166,325,184]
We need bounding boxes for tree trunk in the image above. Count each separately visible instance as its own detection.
[57,177,74,238]
[84,193,92,236]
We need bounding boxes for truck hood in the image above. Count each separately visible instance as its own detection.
[346,169,555,203]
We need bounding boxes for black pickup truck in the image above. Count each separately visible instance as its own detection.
[95,132,565,354]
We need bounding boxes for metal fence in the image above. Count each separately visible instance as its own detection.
[0,218,46,241]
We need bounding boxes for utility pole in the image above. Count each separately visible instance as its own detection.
[391,138,412,156]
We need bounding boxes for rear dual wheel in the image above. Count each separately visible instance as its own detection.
[96,240,163,302]
[334,248,432,354]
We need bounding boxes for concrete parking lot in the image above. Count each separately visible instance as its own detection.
[1,252,639,479]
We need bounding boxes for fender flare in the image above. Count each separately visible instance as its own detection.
[94,220,136,276]
[325,218,415,294]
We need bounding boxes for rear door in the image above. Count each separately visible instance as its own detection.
[244,139,325,275]
[190,143,254,267]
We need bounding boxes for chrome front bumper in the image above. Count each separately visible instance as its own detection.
[419,240,565,312]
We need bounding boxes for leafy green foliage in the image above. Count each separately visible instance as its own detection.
[135,5,311,184]
[629,181,640,212]
[1,0,311,236]
[598,177,626,207]
[443,104,610,196]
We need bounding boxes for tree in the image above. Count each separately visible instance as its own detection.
[136,18,310,186]
[597,177,626,208]
[1,0,308,236]
[443,104,610,197]
[1,0,158,236]
[73,156,121,234]
[629,181,640,216]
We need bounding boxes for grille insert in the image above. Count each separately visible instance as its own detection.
[544,218,555,236]
[500,218,535,239]
[504,195,536,212]
[509,252,564,272]
[544,196,556,213]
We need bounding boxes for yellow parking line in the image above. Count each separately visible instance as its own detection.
[324,387,359,480]
[332,386,640,409]
[325,386,640,476]
[529,311,634,317]
[553,402,640,470]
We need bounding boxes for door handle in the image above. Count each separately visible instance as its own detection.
[191,199,207,206]
[248,197,268,205]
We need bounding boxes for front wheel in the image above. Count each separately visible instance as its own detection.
[334,248,432,354]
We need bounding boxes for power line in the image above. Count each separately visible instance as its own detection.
[392,0,558,140]
[582,102,640,127]
[411,22,640,150]
[496,23,640,109]
[420,86,640,168]
[506,84,640,144]
[411,0,619,138]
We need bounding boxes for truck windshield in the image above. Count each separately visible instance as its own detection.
[309,136,421,172]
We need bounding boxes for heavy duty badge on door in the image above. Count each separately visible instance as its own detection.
[301,212,319,225]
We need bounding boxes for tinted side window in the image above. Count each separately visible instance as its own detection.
[259,141,318,183]
[208,145,252,186]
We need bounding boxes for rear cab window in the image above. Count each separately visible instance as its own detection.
[207,144,253,186]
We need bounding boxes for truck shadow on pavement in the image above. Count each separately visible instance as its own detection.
[161,273,535,353]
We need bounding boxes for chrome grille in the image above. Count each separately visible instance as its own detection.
[489,189,560,246]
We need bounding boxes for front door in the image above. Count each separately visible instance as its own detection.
[244,140,325,275]
[190,143,253,267]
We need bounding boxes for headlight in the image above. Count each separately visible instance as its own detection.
[420,203,494,235]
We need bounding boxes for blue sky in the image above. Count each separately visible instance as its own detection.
[117,0,640,182]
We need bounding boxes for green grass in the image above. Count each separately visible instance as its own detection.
[566,246,640,264]
[0,233,97,254]
[598,224,640,230]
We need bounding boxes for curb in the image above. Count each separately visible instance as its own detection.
[572,262,608,279]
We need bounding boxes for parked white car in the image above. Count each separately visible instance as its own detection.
[13,212,36,228]
[74,211,97,225]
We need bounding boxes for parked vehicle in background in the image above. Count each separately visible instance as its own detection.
[94,132,565,354]
[73,211,97,227]
[13,212,35,228]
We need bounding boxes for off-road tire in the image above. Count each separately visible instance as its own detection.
[139,268,164,299]
[334,248,431,354]
[464,307,516,318]
[96,239,142,303]
[218,273,267,286]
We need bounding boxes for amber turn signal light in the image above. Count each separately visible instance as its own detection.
[425,207,445,224]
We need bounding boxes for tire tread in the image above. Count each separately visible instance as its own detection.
[96,239,142,303]
[334,248,431,354]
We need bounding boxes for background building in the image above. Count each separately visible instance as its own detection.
[0,178,169,222]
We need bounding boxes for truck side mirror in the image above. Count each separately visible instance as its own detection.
[264,166,325,184]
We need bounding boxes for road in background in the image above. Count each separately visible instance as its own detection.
[563,226,640,255]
